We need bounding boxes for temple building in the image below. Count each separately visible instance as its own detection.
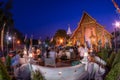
[71,12,112,49]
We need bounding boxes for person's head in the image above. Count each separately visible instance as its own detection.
[88,54,95,62]
[17,50,21,54]
[50,47,54,51]
[89,48,93,53]
[0,52,3,57]
[80,44,85,48]
[1,56,5,63]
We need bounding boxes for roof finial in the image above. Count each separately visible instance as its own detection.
[67,24,72,35]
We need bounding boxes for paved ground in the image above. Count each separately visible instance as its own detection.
[14,63,88,80]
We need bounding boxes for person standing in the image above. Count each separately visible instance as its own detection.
[78,45,85,60]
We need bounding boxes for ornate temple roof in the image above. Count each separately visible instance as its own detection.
[71,12,112,38]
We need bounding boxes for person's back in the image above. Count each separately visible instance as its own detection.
[78,46,85,58]
[11,53,20,66]
[49,50,56,59]
[57,50,62,58]
[45,48,56,67]
[65,50,71,59]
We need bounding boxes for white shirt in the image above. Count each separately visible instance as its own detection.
[78,47,85,57]
[69,48,73,53]
[49,51,56,59]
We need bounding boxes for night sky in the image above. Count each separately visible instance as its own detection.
[10,0,120,39]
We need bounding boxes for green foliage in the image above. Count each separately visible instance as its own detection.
[6,55,11,67]
[105,63,120,80]
[31,70,44,80]
[0,59,11,80]
[45,37,50,46]
[54,29,67,38]
[97,48,109,62]
[112,50,120,67]
[53,29,67,45]
[50,38,56,46]
[107,52,116,68]
[0,0,13,26]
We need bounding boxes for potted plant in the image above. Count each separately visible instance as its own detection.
[31,70,44,80]
[0,59,11,80]
[105,63,120,80]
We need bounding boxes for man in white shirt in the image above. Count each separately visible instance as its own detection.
[45,47,56,67]
[78,45,85,59]
[49,48,56,59]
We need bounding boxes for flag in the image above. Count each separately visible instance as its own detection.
[38,37,41,45]
[24,34,28,50]
[24,34,27,43]
[30,35,33,46]
[50,37,53,42]
[28,35,33,54]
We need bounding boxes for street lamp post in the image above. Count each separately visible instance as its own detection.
[6,32,12,54]
[13,36,15,50]
[13,33,17,50]
[114,21,120,53]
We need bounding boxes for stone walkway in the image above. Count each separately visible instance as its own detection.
[14,63,89,80]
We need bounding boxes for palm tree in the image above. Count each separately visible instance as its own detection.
[0,0,14,29]
[0,0,14,52]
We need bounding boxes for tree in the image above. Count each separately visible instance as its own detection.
[105,63,120,80]
[12,28,24,43]
[0,59,11,80]
[0,0,14,31]
[44,36,50,46]
[53,29,68,45]
[0,0,17,51]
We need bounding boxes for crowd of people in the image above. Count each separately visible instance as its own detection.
[0,43,106,80]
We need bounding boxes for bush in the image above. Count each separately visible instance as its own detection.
[107,52,116,68]
[31,70,44,80]
[105,63,120,80]
[97,48,109,62]
[0,59,11,80]
[112,50,120,67]
[6,55,11,68]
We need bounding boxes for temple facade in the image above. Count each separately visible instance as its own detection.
[71,12,112,49]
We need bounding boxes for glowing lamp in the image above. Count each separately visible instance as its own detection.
[115,21,120,28]
[60,39,63,44]
[8,36,12,41]
[17,40,20,44]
